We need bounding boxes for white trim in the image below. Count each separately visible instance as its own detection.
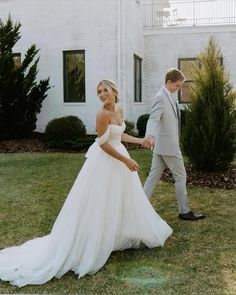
[62,103,87,106]
[134,102,145,105]
[144,24,236,36]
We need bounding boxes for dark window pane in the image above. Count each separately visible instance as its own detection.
[178,57,223,103]
[181,81,192,103]
[64,50,85,103]
[134,54,142,102]
[179,59,200,80]
[178,58,199,103]
[13,53,21,68]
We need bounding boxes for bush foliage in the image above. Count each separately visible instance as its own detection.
[136,114,150,137]
[45,116,87,150]
[181,37,236,171]
[0,16,50,139]
[124,120,137,136]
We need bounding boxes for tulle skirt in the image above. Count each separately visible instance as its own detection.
[0,142,172,287]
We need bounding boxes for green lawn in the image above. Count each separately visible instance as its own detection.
[0,150,235,295]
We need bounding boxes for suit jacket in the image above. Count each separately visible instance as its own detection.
[145,85,181,156]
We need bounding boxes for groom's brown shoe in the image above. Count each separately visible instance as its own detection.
[178,211,205,221]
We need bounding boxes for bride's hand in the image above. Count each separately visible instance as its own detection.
[124,158,139,172]
[139,138,146,146]
[142,136,155,149]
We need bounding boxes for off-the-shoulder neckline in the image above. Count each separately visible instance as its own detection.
[109,121,124,127]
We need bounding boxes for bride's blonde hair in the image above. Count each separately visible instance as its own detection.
[97,79,120,102]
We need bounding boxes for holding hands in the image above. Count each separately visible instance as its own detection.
[123,136,154,173]
[142,136,155,149]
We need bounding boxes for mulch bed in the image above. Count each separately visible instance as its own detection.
[0,138,235,190]
[161,165,236,190]
[0,138,51,153]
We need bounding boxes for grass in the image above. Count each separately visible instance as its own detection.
[0,150,235,295]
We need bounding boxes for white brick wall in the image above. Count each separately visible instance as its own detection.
[117,0,145,124]
[1,0,236,133]
[143,25,236,110]
[0,0,143,133]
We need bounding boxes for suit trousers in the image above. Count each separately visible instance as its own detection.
[144,153,191,214]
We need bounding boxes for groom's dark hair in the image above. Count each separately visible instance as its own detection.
[165,68,185,83]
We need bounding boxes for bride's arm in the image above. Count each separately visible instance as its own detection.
[118,107,144,145]
[96,110,139,171]
[121,133,144,145]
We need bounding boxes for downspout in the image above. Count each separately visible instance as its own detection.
[117,0,127,114]
[117,0,121,99]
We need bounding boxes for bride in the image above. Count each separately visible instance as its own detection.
[0,79,172,287]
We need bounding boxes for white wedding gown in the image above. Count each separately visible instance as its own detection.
[0,122,172,287]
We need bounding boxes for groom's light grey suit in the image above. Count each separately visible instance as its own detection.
[144,85,191,214]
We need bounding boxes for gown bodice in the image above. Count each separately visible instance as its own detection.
[96,122,125,146]
[85,122,126,159]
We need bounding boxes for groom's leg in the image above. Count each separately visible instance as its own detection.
[144,154,166,200]
[162,154,191,214]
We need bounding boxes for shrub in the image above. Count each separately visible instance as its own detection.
[136,114,150,137]
[45,116,86,149]
[124,120,137,136]
[65,135,96,151]
[181,37,236,171]
[0,16,50,140]
[180,109,187,132]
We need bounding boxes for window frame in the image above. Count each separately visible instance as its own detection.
[63,50,86,103]
[134,54,142,103]
[178,57,199,103]
[13,53,21,67]
[178,57,223,103]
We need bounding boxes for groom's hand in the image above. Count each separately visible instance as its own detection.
[143,136,155,149]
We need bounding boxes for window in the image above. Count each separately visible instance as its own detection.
[63,50,85,103]
[178,57,223,103]
[178,58,200,103]
[13,53,21,68]
[134,54,142,102]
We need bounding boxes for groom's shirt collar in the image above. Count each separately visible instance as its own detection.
[163,85,171,97]
[162,85,178,103]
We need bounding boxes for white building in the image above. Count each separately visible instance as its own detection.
[0,0,236,133]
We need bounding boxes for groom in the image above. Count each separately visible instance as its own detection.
[143,68,205,221]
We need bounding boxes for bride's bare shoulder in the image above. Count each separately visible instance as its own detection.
[96,107,110,128]
[115,105,123,118]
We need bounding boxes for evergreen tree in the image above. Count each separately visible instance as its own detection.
[181,37,236,171]
[0,16,50,139]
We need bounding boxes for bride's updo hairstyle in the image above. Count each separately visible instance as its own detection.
[97,79,120,103]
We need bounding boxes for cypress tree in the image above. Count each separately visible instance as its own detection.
[0,16,50,139]
[181,37,236,171]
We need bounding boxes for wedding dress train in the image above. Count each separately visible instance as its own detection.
[0,122,172,287]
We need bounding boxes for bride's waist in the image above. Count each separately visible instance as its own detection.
[109,140,122,146]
